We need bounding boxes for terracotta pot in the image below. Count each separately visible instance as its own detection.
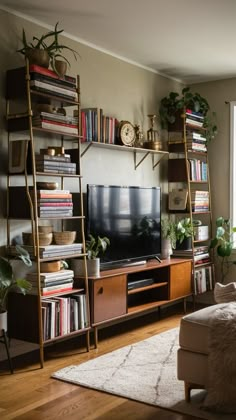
[0,311,8,333]
[54,60,67,77]
[26,48,50,68]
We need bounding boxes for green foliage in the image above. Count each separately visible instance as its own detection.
[210,216,236,282]
[17,22,80,70]
[0,245,32,313]
[175,218,194,244]
[159,87,217,144]
[161,217,176,249]
[86,234,110,259]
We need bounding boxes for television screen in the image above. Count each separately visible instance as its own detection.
[86,184,161,269]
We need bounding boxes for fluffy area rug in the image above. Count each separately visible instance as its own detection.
[52,328,235,420]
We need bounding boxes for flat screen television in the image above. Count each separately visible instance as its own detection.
[86,184,161,269]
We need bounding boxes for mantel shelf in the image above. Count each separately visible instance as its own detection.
[80,141,169,170]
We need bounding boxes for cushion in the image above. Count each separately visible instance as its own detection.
[214,282,236,303]
[179,304,227,354]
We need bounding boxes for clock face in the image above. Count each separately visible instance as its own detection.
[119,121,136,146]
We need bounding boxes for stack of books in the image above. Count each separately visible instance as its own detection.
[41,293,89,340]
[172,245,210,265]
[33,111,79,136]
[186,131,207,152]
[29,64,78,102]
[35,152,76,174]
[190,190,209,212]
[27,269,74,296]
[7,243,83,259]
[35,189,73,217]
[185,109,204,128]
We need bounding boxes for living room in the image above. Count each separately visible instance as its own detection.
[0,1,236,419]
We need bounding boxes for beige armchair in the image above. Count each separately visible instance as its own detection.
[177,303,227,401]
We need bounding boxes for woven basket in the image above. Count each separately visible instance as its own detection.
[23,232,53,246]
[53,231,76,245]
[40,261,61,272]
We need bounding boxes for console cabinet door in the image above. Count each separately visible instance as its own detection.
[169,261,192,300]
[91,275,127,324]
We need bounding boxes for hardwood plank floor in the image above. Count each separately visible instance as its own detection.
[0,305,199,419]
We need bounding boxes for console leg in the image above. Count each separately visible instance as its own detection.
[184,382,191,402]
[94,327,98,349]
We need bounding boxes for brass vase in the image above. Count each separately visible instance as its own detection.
[26,48,50,68]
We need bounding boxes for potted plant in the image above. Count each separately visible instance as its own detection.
[17,22,80,75]
[159,87,217,144]
[209,216,236,283]
[161,217,176,259]
[71,234,110,277]
[175,218,194,250]
[0,245,32,332]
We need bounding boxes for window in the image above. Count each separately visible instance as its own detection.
[230,102,236,228]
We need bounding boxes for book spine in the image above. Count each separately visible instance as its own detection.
[30,73,76,90]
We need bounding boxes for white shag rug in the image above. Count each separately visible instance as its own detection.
[52,328,235,420]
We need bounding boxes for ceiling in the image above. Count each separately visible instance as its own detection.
[1,0,236,84]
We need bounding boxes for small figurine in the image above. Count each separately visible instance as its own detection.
[134,124,144,147]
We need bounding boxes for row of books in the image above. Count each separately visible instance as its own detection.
[194,266,213,294]
[172,245,210,263]
[27,269,74,296]
[80,107,117,144]
[34,189,74,217]
[42,293,88,340]
[29,64,78,103]
[188,158,208,181]
[35,153,77,174]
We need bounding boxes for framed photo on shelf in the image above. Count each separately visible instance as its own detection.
[169,189,188,211]
[8,140,28,174]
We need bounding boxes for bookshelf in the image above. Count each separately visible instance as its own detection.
[5,60,90,367]
[168,110,215,296]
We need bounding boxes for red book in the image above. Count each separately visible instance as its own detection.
[29,64,76,85]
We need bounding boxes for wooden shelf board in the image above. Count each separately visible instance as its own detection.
[128,300,169,313]
[81,141,169,156]
[36,172,82,178]
[43,326,91,345]
[128,281,168,295]
[30,89,79,106]
[32,126,82,139]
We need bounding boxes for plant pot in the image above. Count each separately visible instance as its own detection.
[54,60,67,77]
[71,258,100,277]
[176,237,192,250]
[0,311,8,333]
[26,48,50,68]
[161,238,173,259]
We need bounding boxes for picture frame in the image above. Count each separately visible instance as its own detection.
[169,189,188,211]
[8,140,29,174]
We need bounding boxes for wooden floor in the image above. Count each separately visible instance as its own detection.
[0,305,199,419]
